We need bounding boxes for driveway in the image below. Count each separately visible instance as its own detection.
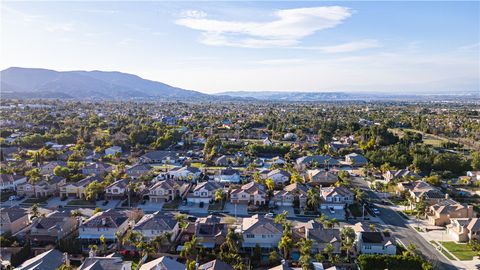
[138,201,164,212]
[45,197,72,208]
[276,206,296,218]
[179,203,209,215]
[320,209,345,221]
[95,200,121,210]
[224,203,248,217]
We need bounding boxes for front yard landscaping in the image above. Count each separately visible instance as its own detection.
[67,199,95,206]
[348,203,362,217]
[440,241,477,261]
[162,198,182,210]
[430,241,456,260]
[208,200,225,211]
[22,197,49,204]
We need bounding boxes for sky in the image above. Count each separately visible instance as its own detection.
[1,1,479,93]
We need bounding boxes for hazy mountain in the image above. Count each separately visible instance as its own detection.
[216,91,356,101]
[0,67,210,100]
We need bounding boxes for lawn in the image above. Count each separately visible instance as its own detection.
[430,241,456,260]
[440,241,477,261]
[0,191,15,202]
[67,199,95,206]
[22,197,49,204]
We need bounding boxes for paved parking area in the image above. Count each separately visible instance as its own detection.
[179,203,209,214]
[276,206,296,218]
[96,200,121,210]
[320,209,346,221]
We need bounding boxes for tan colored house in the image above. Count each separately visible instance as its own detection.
[408,181,445,204]
[17,176,66,198]
[447,218,480,242]
[148,179,189,203]
[59,176,101,198]
[0,206,29,234]
[230,182,266,205]
[273,183,308,208]
[305,170,338,186]
[426,199,473,226]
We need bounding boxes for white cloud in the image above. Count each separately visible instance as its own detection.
[175,6,352,48]
[179,9,207,19]
[298,39,381,53]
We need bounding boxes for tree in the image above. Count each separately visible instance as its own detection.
[215,189,224,203]
[56,264,74,270]
[266,178,275,192]
[354,187,365,202]
[30,203,40,219]
[180,236,201,261]
[472,151,480,170]
[323,244,334,264]
[403,243,420,257]
[268,250,281,265]
[290,171,304,184]
[278,229,294,260]
[306,188,320,211]
[100,234,107,254]
[426,175,441,186]
[219,228,244,269]
[341,227,356,262]
[369,224,376,232]
[297,238,313,270]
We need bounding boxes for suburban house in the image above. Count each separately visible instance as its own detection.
[262,169,291,186]
[139,256,185,270]
[409,181,445,204]
[214,168,241,184]
[0,206,29,234]
[273,183,308,208]
[186,181,221,204]
[15,249,65,270]
[321,186,354,207]
[241,214,283,250]
[214,155,231,166]
[189,215,229,248]
[105,146,122,156]
[148,179,190,203]
[133,211,179,242]
[198,259,234,270]
[17,176,66,198]
[160,166,202,181]
[230,182,267,205]
[125,164,152,180]
[296,155,339,170]
[357,231,396,255]
[426,199,473,226]
[79,255,132,270]
[0,174,27,191]
[466,171,480,182]
[59,175,102,198]
[79,209,132,246]
[105,179,129,200]
[28,210,79,244]
[306,170,338,186]
[447,218,480,242]
[139,150,179,164]
[40,161,67,175]
[82,162,113,176]
[345,153,368,166]
[294,221,341,254]
[383,169,419,182]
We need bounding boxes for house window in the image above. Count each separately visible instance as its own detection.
[246,234,254,238]
[365,245,372,250]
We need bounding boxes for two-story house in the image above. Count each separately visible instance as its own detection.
[139,151,179,164]
[345,153,368,167]
[0,174,27,191]
[426,199,473,226]
[191,215,228,248]
[294,221,341,254]
[230,182,267,205]
[241,214,283,251]
[160,166,202,182]
[262,169,291,186]
[357,231,396,255]
[148,179,190,203]
[59,175,102,198]
[306,170,338,186]
[40,161,67,175]
[28,210,79,244]
[320,186,354,210]
[447,218,480,242]
[186,181,221,204]
[0,206,29,234]
[79,209,132,247]
[17,176,66,198]
[132,211,179,242]
[82,162,113,176]
[125,164,152,180]
[273,183,308,208]
[105,179,129,200]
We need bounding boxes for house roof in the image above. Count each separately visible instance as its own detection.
[198,260,234,270]
[194,181,220,192]
[242,214,283,235]
[321,186,353,198]
[79,256,127,270]
[0,174,24,184]
[296,155,339,166]
[140,256,185,270]
[16,249,64,270]
[141,151,178,161]
[81,210,128,229]
[267,169,291,178]
[1,206,28,223]
[360,231,394,245]
[133,212,177,231]
[33,210,73,230]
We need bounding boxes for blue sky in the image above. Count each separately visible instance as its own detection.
[1,1,479,93]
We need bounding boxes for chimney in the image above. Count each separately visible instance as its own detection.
[445,193,449,199]
[63,253,70,267]
[101,218,106,226]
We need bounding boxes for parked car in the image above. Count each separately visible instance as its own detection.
[329,207,335,214]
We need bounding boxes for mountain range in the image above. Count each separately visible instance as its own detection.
[0,67,210,100]
[1,67,478,101]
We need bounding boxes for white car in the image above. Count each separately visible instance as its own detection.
[329,208,335,214]
[372,208,380,215]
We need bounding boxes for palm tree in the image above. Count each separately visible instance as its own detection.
[306,188,320,212]
[99,234,106,254]
[340,227,356,262]
[278,229,294,260]
[297,238,313,270]
[215,189,223,203]
[265,178,275,193]
[180,236,201,261]
[323,244,334,263]
[30,203,40,220]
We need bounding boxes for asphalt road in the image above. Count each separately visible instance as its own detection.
[350,176,459,270]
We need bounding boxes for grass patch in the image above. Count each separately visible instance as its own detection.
[413,226,423,232]
[1,191,15,202]
[67,199,95,206]
[440,241,476,261]
[430,241,456,260]
[349,203,362,217]
[190,162,205,168]
[162,198,182,210]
